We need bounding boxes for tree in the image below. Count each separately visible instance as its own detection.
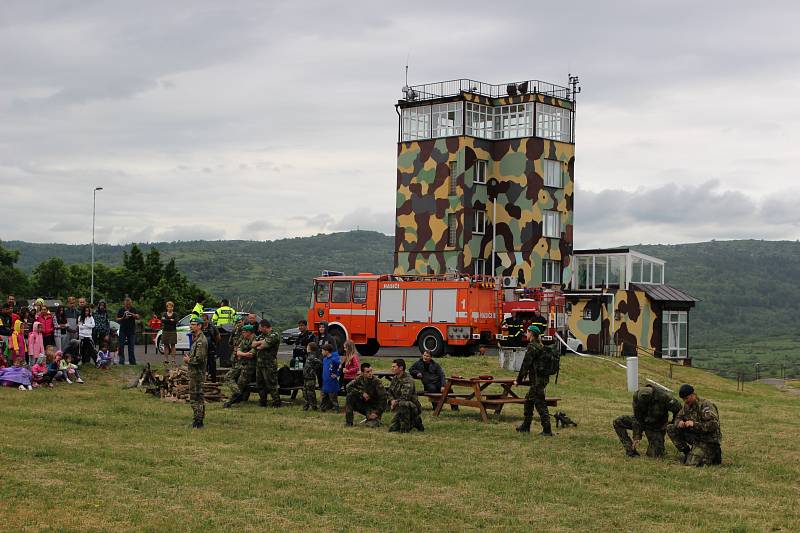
[121,244,146,297]
[32,258,71,297]
[0,241,29,297]
[143,247,164,288]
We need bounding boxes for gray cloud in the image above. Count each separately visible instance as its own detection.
[1,0,799,247]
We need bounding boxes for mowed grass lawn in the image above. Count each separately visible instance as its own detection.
[1,353,798,532]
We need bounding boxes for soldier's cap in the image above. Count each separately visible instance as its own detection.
[189,317,203,325]
[527,325,541,334]
[678,384,694,399]
[242,324,255,332]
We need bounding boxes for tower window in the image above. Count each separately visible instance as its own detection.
[449,161,458,195]
[475,160,487,184]
[543,159,563,188]
[432,102,463,138]
[447,214,457,246]
[473,258,486,276]
[543,211,561,238]
[473,210,486,235]
[536,103,572,142]
[543,259,561,284]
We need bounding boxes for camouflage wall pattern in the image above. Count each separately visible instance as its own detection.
[394,91,575,286]
[566,289,660,356]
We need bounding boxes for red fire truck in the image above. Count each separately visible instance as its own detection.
[308,272,566,357]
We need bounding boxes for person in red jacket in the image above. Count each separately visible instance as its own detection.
[36,306,56,348]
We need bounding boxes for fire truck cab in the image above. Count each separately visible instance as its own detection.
[308,273,501,357]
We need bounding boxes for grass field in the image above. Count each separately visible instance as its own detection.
[693,335,800,380]
[1,354,798,532]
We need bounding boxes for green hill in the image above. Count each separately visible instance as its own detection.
[5,235,800,374]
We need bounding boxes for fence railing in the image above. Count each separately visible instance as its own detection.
[405,78,571,102]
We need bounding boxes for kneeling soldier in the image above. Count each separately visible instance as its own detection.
[345,362,388,427]
[184,317,207,428]
[387,358,423,433]
[613,384,681,458]
[667,384,722,466]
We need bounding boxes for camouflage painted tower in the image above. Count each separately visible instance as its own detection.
[394,77,577,287]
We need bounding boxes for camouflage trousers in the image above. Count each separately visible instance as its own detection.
[256,362,280,406]
[235,364,257,402]
[666,424,722,466]
[524,376,551,432]
[613,415,666,457]
[345,392,384,422]
[226,363,242,397]
[302,377,317,408]
[388,400,420,432]
[188,369,206,424]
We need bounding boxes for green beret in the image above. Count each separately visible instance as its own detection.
[242,324,255,332]
[189,317,203,325]
[527,325,541,334]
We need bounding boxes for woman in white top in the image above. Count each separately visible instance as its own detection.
[78,306,96,365]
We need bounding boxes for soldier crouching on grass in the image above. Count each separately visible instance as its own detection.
[184,317,207,429]
[613,384,681,458]
[344,362,387,428]
[667,384,723,466]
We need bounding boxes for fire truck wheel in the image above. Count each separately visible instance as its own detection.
[355,340,380,357]
[418,329,445,357]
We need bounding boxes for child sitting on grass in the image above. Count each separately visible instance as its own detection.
[0,357,33,390]
[59,353,84,384]
[45,351,62,387]
[96,340,112,369]
[31,354,49,388]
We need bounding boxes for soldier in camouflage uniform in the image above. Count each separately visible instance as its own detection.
[223,324,256,408]
[302,341,321,410]
[387,358,423,433]
[225,316,244,397]
[514,325,553,436]
[253,319,282,408]
[184,317,208,428]
[613,384,681,458]
[667,384,722,466]
[345,362,388,428]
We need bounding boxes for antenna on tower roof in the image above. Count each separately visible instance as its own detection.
[402,54,417,101]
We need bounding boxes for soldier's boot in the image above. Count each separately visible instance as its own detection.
[224,392,242,408]
[303,404,310,411]
[538,418,554,437]
[626,449,640,457]
[413,415,425,432]
[345,410,354,427]
[516,418,532,433]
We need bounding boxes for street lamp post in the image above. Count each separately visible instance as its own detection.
[91,187,103,304]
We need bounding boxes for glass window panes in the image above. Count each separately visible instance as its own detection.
[448,214,457,246]
[466,102,493,139]
[543,211,560,238]
[475,160,487,184]
[594,256,608,287]
[353,282,367,303]
[473,210,486,234]
[432,102,463,138]
[543,159,562,187]
[536,103,572,142]
[576,256,591,289]
[494,103,534,139]
[631,257,643,283]
[473,259,485,276]
[608,256,623,286]
[543,259,561,284]
[315,282,330,303]
[652,263,663,284]
[662,310,688,358]
[331,281,351,303]
[401,105,431,141]
[449,161,458,195]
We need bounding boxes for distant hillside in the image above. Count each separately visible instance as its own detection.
[7,235,800,352]
[6,231,394,328]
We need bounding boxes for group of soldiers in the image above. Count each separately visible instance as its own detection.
[187,314,722,464]
[184,315,425,433]
[513,323,723,466]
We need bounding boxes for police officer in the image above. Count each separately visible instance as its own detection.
[191,294,205,318]
[184,317,208,428]
[212,299,236,329]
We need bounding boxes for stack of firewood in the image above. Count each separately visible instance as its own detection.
[159,367,227,402]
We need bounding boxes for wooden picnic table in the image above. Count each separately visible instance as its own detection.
[432,376,560,423]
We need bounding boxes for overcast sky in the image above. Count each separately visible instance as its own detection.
[1,0,798,248]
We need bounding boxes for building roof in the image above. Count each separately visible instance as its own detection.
[631,283,699,304]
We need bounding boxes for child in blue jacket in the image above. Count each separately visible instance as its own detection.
[320,343,341,412]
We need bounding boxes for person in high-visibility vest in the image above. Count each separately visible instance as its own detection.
[191,295,205,318]
[212,299,236,327]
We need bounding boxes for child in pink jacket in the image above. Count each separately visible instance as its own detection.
[27,322,45,364]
